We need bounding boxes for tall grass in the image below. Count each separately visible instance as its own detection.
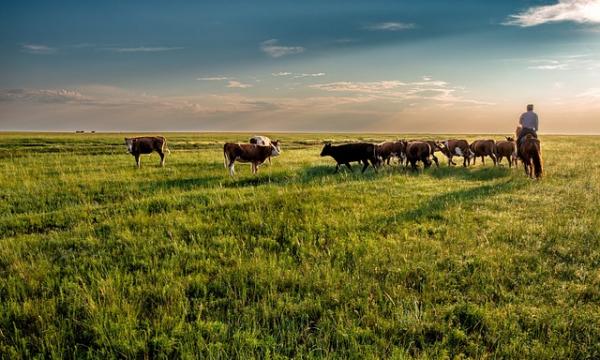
[0,133,599,358]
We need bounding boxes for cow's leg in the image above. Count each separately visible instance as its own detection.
[410,160,418,171]
[370,158,379,172]
[253,162,259,174]
[361,160,370,173]
[490,153,497,166]
[448,155,453,167]
[228,157,236,176]
[343,162,352,172]
[135,154,141,168]
[158,151,165,166]
[432,154,439,168]
[481,156,485,165]
[334,164,340,174]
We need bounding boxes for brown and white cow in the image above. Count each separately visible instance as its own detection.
[439,139,474,167]
[249,136,281,165]
[405,141,439,170]
[124,136,170,168]
[495,137,518,168]
[470,139,497,166]
[223,142,281,176]
[376,140,407,166]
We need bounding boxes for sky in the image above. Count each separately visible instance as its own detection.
[1,0,600,134]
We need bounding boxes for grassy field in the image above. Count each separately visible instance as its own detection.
[0,132,599,359]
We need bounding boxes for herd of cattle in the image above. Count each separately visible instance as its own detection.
[124,135,525,177]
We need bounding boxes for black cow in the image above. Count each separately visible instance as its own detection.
[320,143,379,173]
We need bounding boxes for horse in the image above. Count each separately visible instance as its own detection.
[516,126,542,179]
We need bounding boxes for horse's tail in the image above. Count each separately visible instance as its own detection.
[532,143,543,178]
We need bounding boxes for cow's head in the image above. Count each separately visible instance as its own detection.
[270,141,281,157]
[124,138,135,153]
[271,140,282,156]
[506,136,515,142]
[320,143,332,156]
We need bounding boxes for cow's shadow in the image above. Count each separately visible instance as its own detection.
[365,179,525,231]
[426,165,513,181]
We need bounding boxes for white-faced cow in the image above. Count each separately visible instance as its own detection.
[223,142,281,176]
[124,136,170,168]
[249,136,281,165]
[320,143,379,173]
[470,139,497,166]
[439,139,474,167]
[406,141,439,171]
[495,137,518,168]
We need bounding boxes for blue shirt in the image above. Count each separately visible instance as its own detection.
[520,111,539,131]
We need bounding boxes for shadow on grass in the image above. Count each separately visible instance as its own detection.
[369,180,523,230]
[427,165,513,181]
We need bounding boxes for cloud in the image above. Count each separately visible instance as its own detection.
[504,0,600,27]
[272,72,293,76]
[226,81,253,89]
[21,44,57,54]
[197,76,230,81]
[272,72,325,78]
[260,39,305,58]
[108,46,184,53]
[364,22,416,31]
[524,55,600,70]
[310,79,493,105]
[0,89,91,103]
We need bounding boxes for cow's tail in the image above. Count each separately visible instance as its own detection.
[532,143,543,178]
[161,137,171,155]
[223,146,229,168]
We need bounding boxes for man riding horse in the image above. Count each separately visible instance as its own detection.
[516,104,543,178]
[517,104,538,151]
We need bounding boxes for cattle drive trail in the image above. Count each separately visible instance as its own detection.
[1,132,599,358]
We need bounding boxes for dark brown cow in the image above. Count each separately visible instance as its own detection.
[439,139,473,167]
[406,141,439,171]
[470,139,497,166]
[223,143,280,176]
[320,143,379,173]
[124,136,170,168]
[376,141,407,165]
[495,137,518,168]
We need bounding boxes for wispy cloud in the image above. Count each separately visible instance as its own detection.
[364,22,416,31]
[226,80,253,89]
[272,72,325,78]
[108,46,184,53]
[504,0,600,27]
[525,55,600,70]
[272,72,293,76]
[197,76,230,81]
[260,39,305,58]
[0,88,91,103]
[21,44,57,55]
[310,78,493,105]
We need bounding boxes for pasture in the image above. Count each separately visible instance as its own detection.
[0,133,599,359]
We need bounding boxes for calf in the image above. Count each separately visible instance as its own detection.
[249,136,281,165]
[470,139,497,166]
[224,143,280,176]
[376,141,407,165]
[495,137,518,168]
[320,143,379,173]
[124,136,170,168]
[439,139,473,167]
[406,141,439,170]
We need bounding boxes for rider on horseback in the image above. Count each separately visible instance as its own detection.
[517,104,538,145]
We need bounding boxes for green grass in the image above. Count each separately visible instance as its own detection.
[0,132,599,359]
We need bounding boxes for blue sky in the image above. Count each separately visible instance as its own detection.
[2,0,600,133]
